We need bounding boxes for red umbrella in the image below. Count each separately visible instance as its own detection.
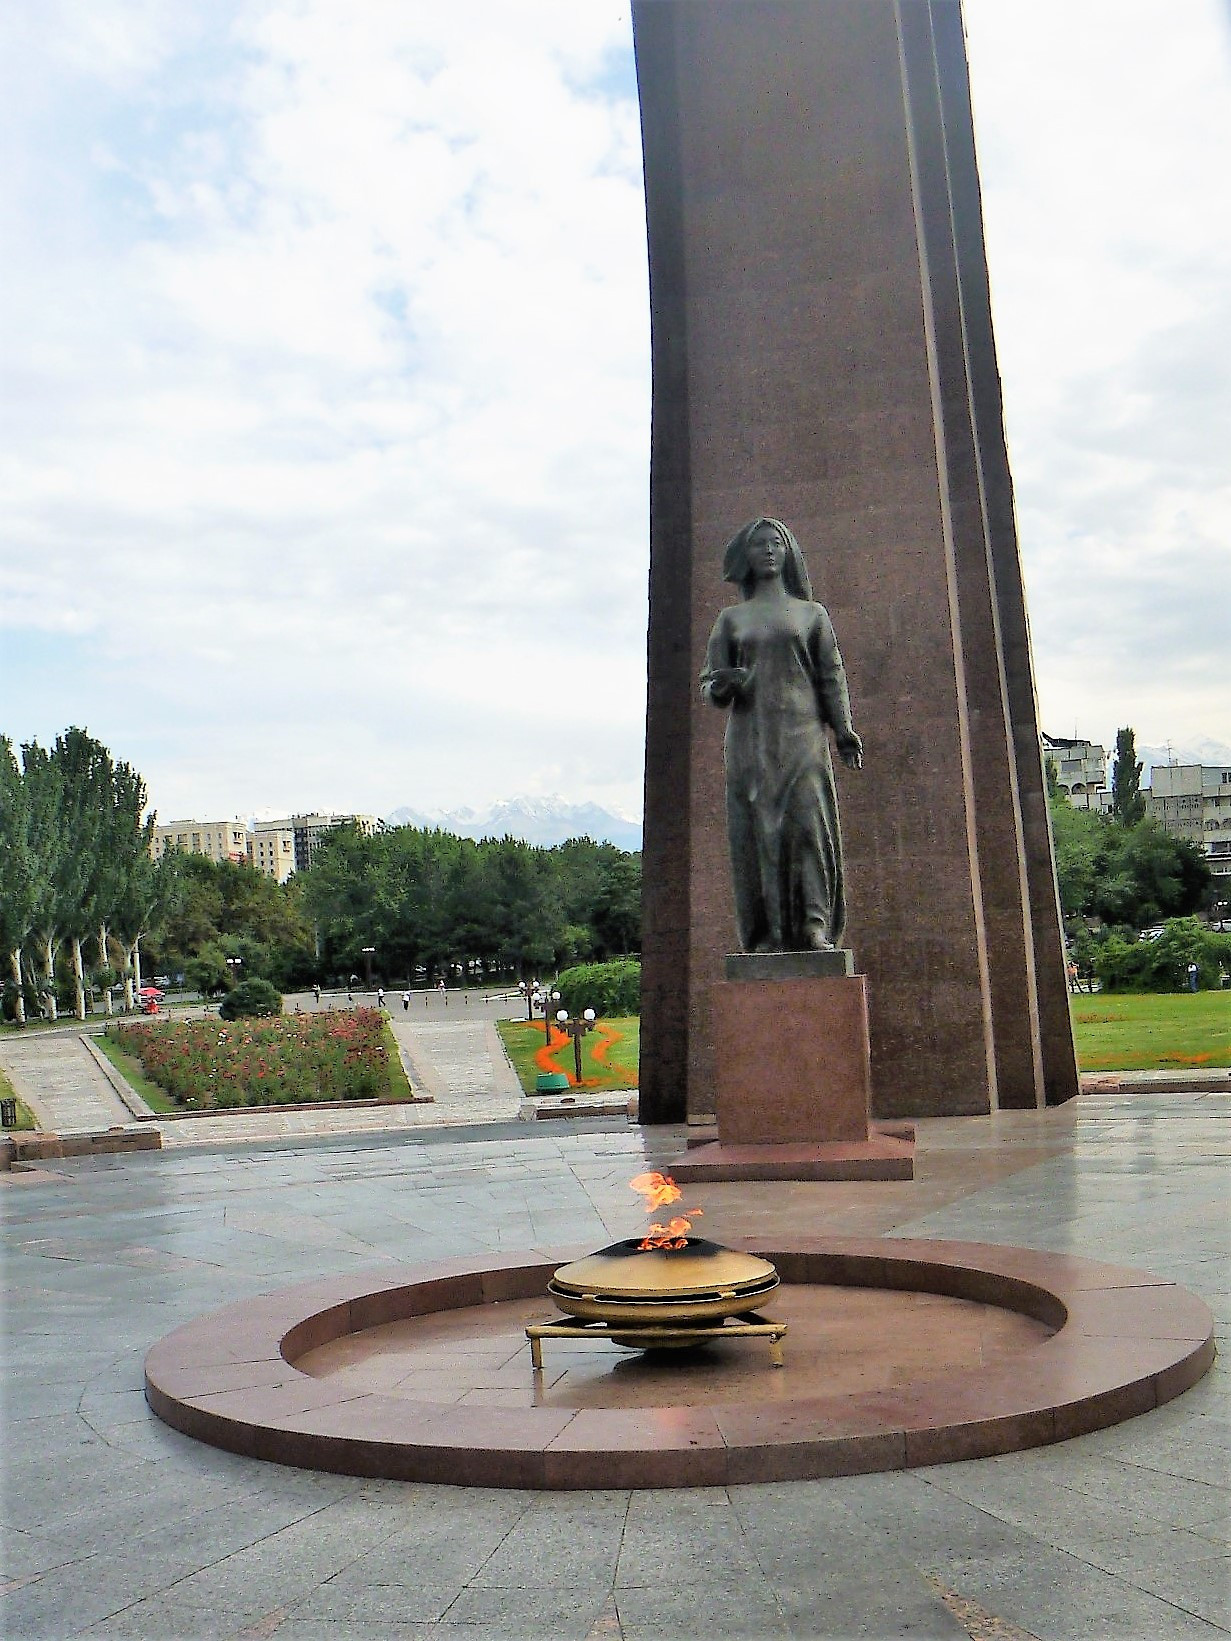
[138,986,164,998]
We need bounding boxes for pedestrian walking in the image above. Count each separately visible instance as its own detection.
[312,983,321,1006]
[401,991,410,1012]
[377,986,386,1009]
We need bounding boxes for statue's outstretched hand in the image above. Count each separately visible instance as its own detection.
[837,731,863,770]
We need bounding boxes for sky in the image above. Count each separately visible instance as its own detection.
[2,0,1228,827]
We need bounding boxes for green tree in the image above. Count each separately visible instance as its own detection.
[1110,728,1146,826]
[0,738,37,1024]
[20,743,66,1019]
[1047,790,1107,919]
[183,942,231,999]
[50,729,113,1020]
[1048,783,1209,933]
[94,757,157,1013]
[299,823,642,983]
[1095,820,1209,929]
[592,853,642,955]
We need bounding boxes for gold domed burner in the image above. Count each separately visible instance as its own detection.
[527,1236,787,1366]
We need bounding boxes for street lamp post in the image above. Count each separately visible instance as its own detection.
[361,947,376,990]
[226,956,243,990]
[543,989,561,1046]
[555,1007,597,1086]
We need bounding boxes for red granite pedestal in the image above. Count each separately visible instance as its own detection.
[672,968,914,1183]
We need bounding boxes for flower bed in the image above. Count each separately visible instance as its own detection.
[106,1009,406,1109]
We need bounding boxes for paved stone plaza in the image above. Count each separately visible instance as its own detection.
[3,1034,1229,1638]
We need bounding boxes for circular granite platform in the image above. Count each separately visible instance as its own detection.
[144,1238,1215,1489]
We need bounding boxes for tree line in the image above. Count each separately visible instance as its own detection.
[1,729,166,1022]
[1047,727,1214,974]
[1,727,642,1020]
[297,823,641,985]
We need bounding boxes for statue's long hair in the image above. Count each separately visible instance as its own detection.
[722,517,813,600]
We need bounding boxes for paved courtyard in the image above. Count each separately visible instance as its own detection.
[2,1038,1229,1638]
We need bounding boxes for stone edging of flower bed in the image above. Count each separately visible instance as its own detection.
[79,1033,433,1122]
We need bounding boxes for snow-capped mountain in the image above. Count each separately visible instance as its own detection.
[1139,740,1231,783]
[384,795,643,852]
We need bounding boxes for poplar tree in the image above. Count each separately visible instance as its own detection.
[1111,728,1147,826]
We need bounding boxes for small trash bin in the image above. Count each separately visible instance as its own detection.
[1,1097,17,1129]
[535,1073,571,1094]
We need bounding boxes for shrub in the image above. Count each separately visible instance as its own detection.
[554,960,641,1018]
[219,978,283,1020]
[1094,917,1231,993]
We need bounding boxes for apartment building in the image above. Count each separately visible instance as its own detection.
[152,810,383,879]
[152,819,250,866]
[249,823,297,885]
[1147,764,1231,881]
[286,812,382,873]
[1041,733,1112,811]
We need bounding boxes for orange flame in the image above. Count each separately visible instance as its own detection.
[629,1171,682,1212]
[630,1172,702,1251]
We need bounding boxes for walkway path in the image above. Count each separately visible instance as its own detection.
[0,990,579,1147]
[0,1033,133,1132]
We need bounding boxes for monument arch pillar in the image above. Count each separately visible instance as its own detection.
[633,0,1078,1123]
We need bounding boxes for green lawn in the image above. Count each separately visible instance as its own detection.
[1071,991,1231,1071]
[497,1015,640,1094]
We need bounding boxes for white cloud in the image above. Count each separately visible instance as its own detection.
[1,0,649,817]
[963,0,1231,751]
[1,0,1227,824]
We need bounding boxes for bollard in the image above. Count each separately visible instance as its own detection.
[1,1097,17,1130]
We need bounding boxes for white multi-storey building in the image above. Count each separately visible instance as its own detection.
[1148,765,1231,881]
[249,823,297,885]
[152,811,383,879]
[1041,734,1112,811]
[151,819,250,866]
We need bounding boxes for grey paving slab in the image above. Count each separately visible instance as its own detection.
[615,1576,796,1639]
[772,1573,970,1641]
[927,1545,1228,1639]
[2,1087,1229,1641]
[0,1032,136,1131]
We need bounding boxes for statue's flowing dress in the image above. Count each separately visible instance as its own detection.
[703,596,856,951]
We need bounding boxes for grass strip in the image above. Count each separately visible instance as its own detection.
[93,1033,179,1113]
[380,1020,416,1100]
[0,1063,37,1129]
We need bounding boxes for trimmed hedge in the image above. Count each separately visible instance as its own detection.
[219,977,283,1020]
[554,960,641,1019]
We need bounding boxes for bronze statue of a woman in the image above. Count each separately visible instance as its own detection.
[701,517,863,953]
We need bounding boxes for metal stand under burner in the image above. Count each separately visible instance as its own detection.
[526,1312,787,1368]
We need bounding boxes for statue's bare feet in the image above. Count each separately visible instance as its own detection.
[805,928,834,951]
